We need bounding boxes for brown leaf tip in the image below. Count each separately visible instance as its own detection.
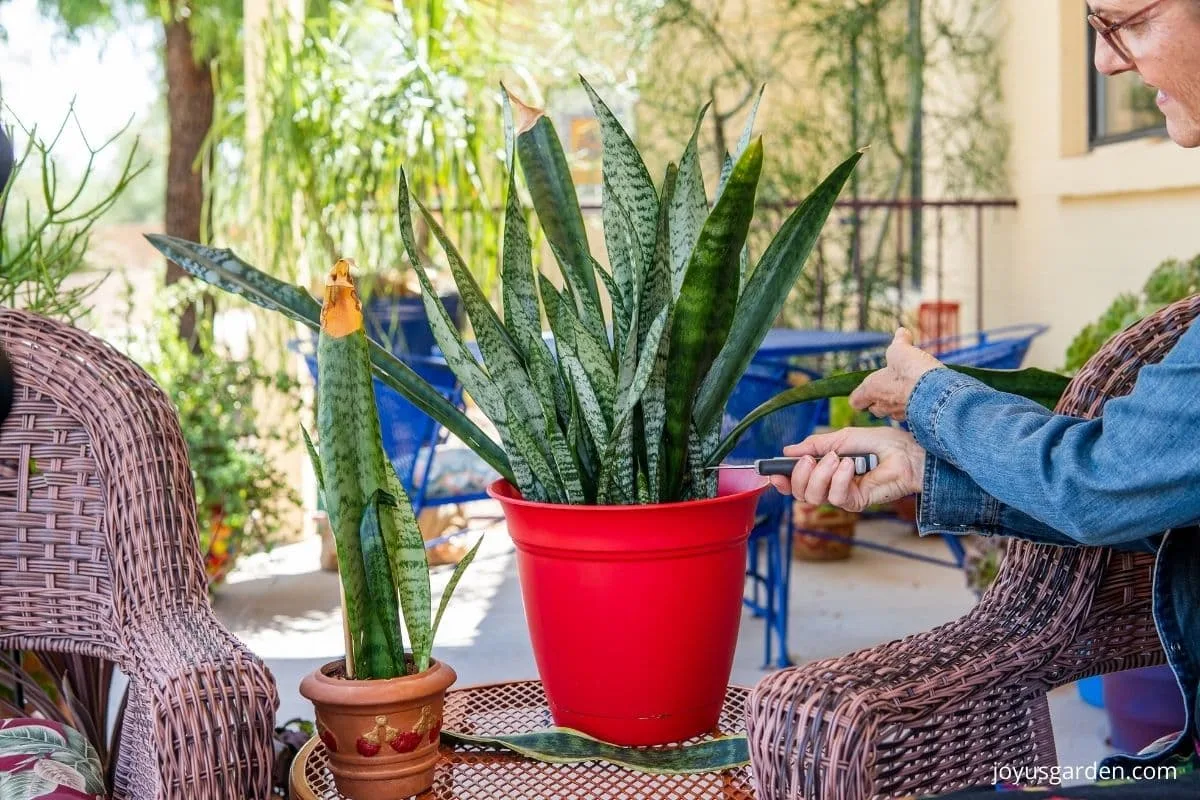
[505,87,544,134]
[321,258,364,338]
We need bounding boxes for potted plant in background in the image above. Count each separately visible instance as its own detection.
[149,78,1068,748]
[297,259,481,799]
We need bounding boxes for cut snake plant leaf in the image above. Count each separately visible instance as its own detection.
[660,139,763,500]
[670,105,710,298]
[430,534,485,646]
[582,76,659,286]
[358,490,405,678]
[706,365,1073,467]
[380,469,433,672]
[694,150,863,434]
[440,728,750,775]
[143,233,513,484]
[510,90,602,317]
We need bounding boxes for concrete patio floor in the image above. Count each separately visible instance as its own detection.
[214,504,1118,779]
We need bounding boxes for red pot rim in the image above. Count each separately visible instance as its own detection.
[486,475,767,512]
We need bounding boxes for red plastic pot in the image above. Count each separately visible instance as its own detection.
[489,471,766,746]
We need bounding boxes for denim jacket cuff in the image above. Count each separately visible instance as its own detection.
[906,367,983,461]
[917,454,1002,537]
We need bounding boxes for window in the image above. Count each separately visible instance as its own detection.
[1088,33,1166,145]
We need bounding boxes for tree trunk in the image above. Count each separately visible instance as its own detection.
[164,14,215,345]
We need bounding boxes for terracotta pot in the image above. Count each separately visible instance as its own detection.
[489,470,766,746]
[793,503,858,561]
[299,659,456,800]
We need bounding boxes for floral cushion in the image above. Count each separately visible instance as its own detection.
[0,718,106,799]
[413,446,498,501]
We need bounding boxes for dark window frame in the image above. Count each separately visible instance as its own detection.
[1087,29,1168,148]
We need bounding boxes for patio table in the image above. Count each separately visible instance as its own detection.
[290,679,756,799]
[753,328,892,360]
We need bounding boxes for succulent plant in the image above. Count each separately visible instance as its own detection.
[147,78,1068,510]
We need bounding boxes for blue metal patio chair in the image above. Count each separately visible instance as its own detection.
[723,362,825,668]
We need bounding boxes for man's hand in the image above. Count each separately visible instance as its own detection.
[768,427,927,512]
[848,328,943,421]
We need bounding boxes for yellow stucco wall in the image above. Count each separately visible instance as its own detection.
[988,0,1200,369]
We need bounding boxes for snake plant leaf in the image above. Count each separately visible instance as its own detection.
[316,312,384,679]
[358,490,405,678]
[582,76,659,288]
[440,728,749,775]
[380,469,434,672]
[670,105,710,298]
[502,394,567,503]
[500,130,545,365]
[660,139,763,500]
[686,423,720,500]
[143,234,513,483]
[641,164,675,344]
[301,425,325,500]
[706,365,1073,467]
[413,195,556,490]
[694,150,864,435]
[546,239,611,356]
[430,533,484,646]
[601,183,640,354]
[540,277,611,455]
[640,310,672,503]
[144,233,322,325]
[595,261,630,361]
[566,385,595,502]
[510,90,602,321]
[715,86,764,203]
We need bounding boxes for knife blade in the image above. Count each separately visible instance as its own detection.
[707,453,879,477]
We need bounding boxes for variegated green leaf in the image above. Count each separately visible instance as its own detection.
[686,423,720,500]
[582,77,658,280]
[359,490,406,677]
[670,105,709,298]
[640,311,671,504]
[414,196,555,499]
[511,94,602,317]
[502,395,566,503]
[431,534,485,644]
[381,471,435,671]
[541,277,611,455]
[301,425,325,500]
[661,139,763,500]
[641,164,675,344]
[546,238,610,354]
[715,86,763,202]
[500,103,544,362]
[694,150,863,434]
[595,260,630,361]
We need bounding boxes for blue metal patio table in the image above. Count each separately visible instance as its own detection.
[753,328,892,360]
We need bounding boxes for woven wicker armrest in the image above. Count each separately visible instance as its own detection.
[746,296,1200,800]
[113,611,279,800]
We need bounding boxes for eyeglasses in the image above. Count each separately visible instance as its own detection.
[1087,0,1171,64]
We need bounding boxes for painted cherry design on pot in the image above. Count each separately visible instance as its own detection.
[355,714,398,758]
[389,731,423,753]
[318,726,339,753]
[355,737,381,757]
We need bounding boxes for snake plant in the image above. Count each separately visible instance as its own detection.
[147,78,1068,507]
[305,259,481,680]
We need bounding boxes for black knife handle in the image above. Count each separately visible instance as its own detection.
[756,454,878,477]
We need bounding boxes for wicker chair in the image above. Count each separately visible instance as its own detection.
[0,308,279,799]
[746,294,1200,800]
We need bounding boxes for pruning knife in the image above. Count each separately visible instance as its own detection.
[706,453,879,477]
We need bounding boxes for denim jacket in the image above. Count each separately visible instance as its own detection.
[907,317,1200,769]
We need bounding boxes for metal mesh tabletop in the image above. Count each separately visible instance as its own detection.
[292,679,756,799]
